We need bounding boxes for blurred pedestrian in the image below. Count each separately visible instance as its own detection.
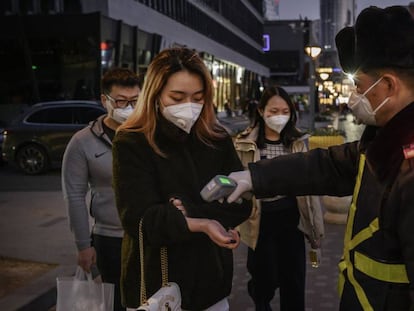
[224,99,233,117]
[235,86,324,311]
[62,67,141,311]
[247,99,258,124]
[226,6,414,311]
[409,1,414,17]
[112,47,252,310]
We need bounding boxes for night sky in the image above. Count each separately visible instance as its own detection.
[276,0,411,20]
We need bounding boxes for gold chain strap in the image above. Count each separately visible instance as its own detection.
[139,219,168,304]
[160,247,168,286]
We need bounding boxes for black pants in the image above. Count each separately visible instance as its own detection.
[247,204,306,311]
[92,234,125,311]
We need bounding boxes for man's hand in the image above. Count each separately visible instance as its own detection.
[227,170,253,203]
[77,247,96,272]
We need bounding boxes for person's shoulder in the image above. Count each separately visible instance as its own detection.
[401,144,414,175]
[291,133,310,151]
[236,126,257,140]
[67,125,94,147]
[295,133,310,144]
[114,130,147,146]
[115,129,142,139]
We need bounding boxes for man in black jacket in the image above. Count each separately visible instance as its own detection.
[226,6,414,311]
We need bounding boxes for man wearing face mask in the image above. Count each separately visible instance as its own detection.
[234,86,324,311]
[226,6,414,311]
[62,67,141,311]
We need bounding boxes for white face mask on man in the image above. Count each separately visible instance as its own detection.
[347,77,390,125]
[105,100,134,124]
[264,115,290,133]
[162,102,203,133]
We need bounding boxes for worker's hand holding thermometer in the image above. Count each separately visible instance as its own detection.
[200,173,253,204]
[227,170,253,203]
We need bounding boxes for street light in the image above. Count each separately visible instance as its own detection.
[319,72,330,81]
[305,44,322,132]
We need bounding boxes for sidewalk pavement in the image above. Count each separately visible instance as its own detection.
[0,191,77,311]
[0,112,364,310]
[0,190,347,311]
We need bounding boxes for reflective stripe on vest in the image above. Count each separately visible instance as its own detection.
[354,251,409,284]
[338,154,409,311]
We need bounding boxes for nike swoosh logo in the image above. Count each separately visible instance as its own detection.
[94,151,108,158]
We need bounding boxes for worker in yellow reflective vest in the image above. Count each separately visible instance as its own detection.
[224,6,414,311]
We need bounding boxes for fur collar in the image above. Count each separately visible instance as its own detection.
[364,102,414,182]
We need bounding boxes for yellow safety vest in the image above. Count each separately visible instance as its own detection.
[338,154,409,311]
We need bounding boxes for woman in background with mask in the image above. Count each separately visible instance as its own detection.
[234,86,323,311]
[112,47,252,311]
[62,67,141,311]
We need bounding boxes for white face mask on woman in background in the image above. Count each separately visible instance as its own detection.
[162,102,203,133]
[264,115,290,133]
[347,77,390,125]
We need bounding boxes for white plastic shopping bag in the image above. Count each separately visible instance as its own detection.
[56,266,114,311]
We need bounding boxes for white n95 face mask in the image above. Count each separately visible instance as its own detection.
[162,102,203,133]
[105,100,134,123]
[113,105,134,123]
[264,115,290,133]
[347,77,389,126]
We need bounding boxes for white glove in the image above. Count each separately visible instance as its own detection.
[227,170,253,203]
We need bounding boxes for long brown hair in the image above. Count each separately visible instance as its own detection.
[119,47,226,156]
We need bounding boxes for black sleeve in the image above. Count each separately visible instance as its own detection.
[397,161,414,292]
[249,141,360,198]
[183,136,253,229]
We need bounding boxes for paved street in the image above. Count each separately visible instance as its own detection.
[0,112,364,310]
[229,223,346,310]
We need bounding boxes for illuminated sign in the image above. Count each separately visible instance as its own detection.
[263,34,270,52]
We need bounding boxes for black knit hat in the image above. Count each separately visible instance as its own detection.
[335,6,414,73]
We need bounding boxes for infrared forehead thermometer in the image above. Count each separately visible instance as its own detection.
[200,175,237,202]
[200,175,236,202]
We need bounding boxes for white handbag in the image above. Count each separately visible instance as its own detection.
[137,219,182,311]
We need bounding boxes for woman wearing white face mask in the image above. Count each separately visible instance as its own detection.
[112,47,252,311]
[234,86,324,311]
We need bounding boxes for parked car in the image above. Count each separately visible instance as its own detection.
[0,120,7,166]
[1,100,106,175]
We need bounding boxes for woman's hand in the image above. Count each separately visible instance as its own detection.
[186,218,240,249]
[169,197,187,216]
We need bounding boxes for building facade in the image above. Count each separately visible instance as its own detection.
[0,0,269,113]
[319,0,355,67]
